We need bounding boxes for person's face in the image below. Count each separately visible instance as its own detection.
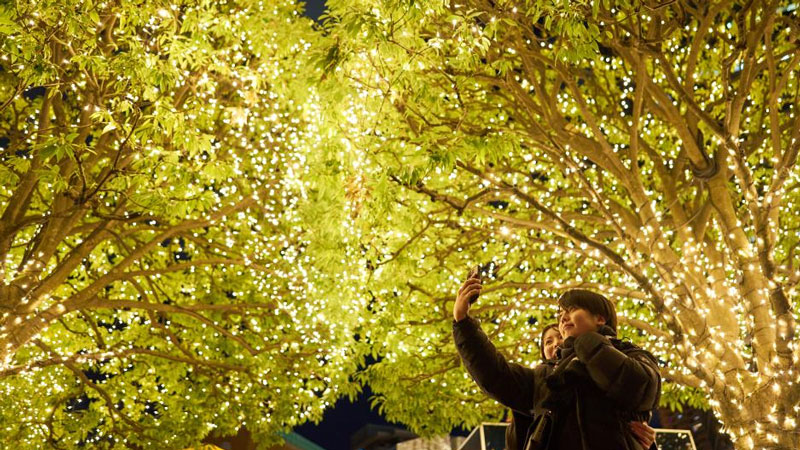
[542,327,563,360]
[559,307,606,338]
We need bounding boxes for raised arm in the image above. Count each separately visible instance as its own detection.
[452,269,537,413]
[453,317,537,413]
[573,331,661,412]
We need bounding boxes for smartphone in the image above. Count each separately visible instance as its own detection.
[467,265,482,304]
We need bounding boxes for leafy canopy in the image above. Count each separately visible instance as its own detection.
[0,0,369,448]
[318,0,800,445]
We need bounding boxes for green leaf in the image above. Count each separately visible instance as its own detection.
[88,10,100,26]
[102,121,117,135]
[0,6,18,34]
[7,156,30,173]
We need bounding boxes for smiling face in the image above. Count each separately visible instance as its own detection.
[542,327,563,360]
[559,306,606,339]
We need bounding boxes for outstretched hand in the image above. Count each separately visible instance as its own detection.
[454,267,482,322]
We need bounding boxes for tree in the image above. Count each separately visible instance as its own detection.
[0,0,368,448]
[322,0,800,447]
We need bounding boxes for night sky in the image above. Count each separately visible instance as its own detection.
[303,0,326,21]
[294,387,396,450]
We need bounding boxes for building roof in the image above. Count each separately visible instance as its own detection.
[350,424,417,450]
[280,432,328,450]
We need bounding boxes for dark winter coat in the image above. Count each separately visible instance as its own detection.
[505,358,557,450]
[454,317,661,450]
[504,390,538,450]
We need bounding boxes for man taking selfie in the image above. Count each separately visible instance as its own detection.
[453,268,661,450]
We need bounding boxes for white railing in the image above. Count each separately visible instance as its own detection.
[457,422,697,450]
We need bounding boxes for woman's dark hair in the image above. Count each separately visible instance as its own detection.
[539,323,560,360]
[557,289,618,332]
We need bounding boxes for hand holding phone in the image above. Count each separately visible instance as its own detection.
[467,266,482,304]
[454,266,482,322]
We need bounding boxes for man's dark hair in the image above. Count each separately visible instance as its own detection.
[539,323,560,360]
[557,289,618,332]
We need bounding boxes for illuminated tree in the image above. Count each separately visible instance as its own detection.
[0,1,367,448]
[322,0,800,447]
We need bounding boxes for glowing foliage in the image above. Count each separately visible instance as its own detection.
[0,0,367,448]
[321,0,800,447]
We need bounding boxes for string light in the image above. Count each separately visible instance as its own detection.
[324,0,800,446]
[0,0,370,448]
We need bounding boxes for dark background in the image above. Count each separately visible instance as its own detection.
[304,0,326,21]
[294,386,396,450]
